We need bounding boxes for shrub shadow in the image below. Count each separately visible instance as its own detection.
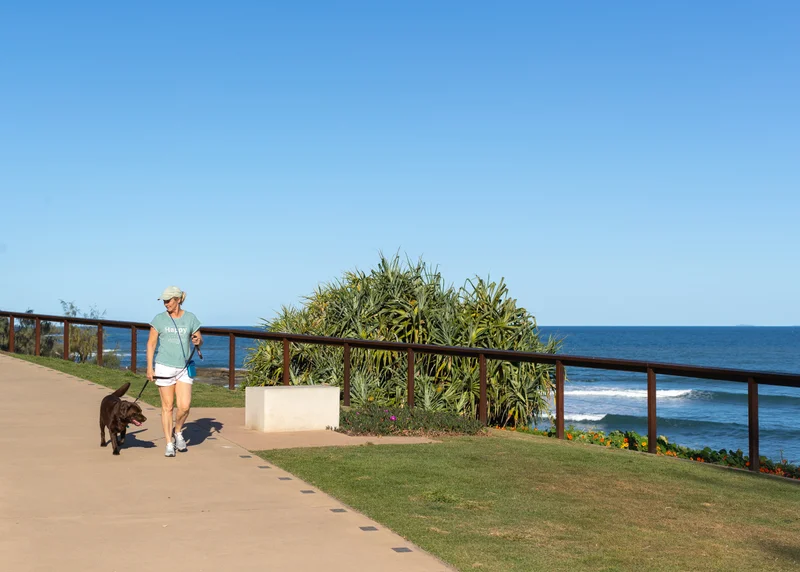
[759,539,800,564]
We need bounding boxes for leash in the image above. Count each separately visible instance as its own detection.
[134,345,201,405]
[133,379,149,404]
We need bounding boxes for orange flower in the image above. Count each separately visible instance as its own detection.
[567,434,573,440]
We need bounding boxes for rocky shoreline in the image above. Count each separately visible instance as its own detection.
[193,367,248,388]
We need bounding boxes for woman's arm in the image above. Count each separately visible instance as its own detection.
[191,315,203,347]
[146,327,159,381]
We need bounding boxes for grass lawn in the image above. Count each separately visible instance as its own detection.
[4,353,245,407]
[261,430,800,572]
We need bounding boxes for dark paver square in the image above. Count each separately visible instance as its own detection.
[258,465,271,469]
[392,547,412,553]
[360,526,378,532]
[279,477,292,481]
[300,490,314,494]
[239,455,252,458]
[331,508,347,513]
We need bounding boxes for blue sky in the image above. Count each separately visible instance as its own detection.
[1,2,798,326]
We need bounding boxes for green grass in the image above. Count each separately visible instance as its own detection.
[260,430,800,572]
[4,353,245,407]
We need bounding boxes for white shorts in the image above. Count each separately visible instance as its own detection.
[154,363,194,387]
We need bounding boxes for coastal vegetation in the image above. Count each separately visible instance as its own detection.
[0,302,121,366]
[244,254,561,427]
[261,431,800,571]
[0,310,60,357]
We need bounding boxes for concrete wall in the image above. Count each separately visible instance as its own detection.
[245,385,340,432]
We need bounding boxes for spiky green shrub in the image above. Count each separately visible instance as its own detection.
[244,254,561,427]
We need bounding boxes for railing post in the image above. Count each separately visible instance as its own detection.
[8,314,14,353]
[479,353,487,424]
[130,326,137,373]
[282,338,290,385]
[343,343,351,406]
[228,333,236,390]
[35,318,41,356]
[96,324,104,366]
[647,367,657,454]
[407,348,415,408]
[748,377,759,472]
[63,320,70,360]
[556,360,565,439]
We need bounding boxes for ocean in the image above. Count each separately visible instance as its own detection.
[537,326,800,464]
[105,325,800,463]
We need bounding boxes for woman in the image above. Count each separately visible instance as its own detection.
[146,286,203,457]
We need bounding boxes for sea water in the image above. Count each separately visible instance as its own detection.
[537,326,800,463]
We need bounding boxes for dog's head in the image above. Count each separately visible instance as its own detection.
[119,401,147,427]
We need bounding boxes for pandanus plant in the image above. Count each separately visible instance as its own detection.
[244,254,561,428]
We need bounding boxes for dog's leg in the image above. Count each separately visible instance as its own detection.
[118,427,127,446]
[100,418,107,447]
[112,432,121,455]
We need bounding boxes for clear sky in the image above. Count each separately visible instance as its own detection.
[1,2,798,326]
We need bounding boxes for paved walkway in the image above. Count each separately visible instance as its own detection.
[0,354,454,572]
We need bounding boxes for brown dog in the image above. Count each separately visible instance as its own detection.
[100,382,147,455]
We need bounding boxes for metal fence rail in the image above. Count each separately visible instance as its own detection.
[2,309,799,472]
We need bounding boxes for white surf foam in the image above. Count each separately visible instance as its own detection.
[563,413,606,421]
[564,389,691,399]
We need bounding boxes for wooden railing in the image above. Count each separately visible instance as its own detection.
[2,309,799,472]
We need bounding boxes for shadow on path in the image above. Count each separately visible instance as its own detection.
[121,429,157,449]
[183,417,224,447]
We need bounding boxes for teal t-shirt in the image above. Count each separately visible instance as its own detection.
[150,311,202,368]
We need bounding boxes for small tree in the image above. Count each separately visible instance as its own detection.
[0,310,60,356]
[60,301,119,365]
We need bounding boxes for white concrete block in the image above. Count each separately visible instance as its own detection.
[245,385,340,432]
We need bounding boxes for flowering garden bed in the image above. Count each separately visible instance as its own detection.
[338,404,486,437]
[501,425,800,480]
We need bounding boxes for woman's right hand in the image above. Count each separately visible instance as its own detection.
[146,367,154,382]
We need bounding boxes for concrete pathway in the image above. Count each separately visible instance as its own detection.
[0,354,454,572]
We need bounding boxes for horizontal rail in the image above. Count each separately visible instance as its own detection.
[2,310,799,387]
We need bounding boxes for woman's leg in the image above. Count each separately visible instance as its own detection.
[159,384,176,442]
[174,381,192,436]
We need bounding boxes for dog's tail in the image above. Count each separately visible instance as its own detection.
[110,382,131,398]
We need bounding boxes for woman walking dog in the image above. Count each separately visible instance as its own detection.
[147,286,203,457]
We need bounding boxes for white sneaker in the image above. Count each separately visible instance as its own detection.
[165,442,176,457]
[174,431,187,452]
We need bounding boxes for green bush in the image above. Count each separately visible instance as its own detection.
[245,254,561,427]
[1,303,121,367]
[0,311,61,357]
[338,404,486,436]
